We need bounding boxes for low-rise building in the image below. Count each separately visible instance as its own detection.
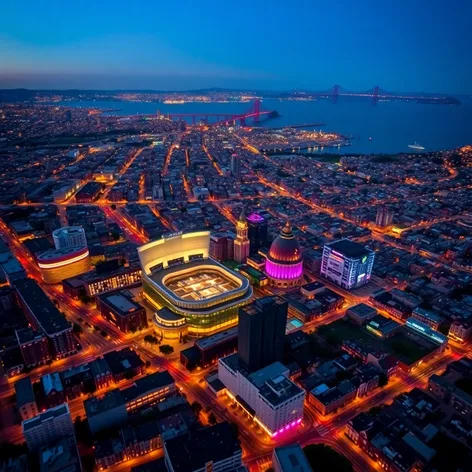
[428,374,472,419]
[15,377,38,421]
[346,303,377,326]
[41,372,65,409]
[366,315,402,339]
[412,307,444,331]
[309,380,357,416]
[103,348,145,382]
[448,321,472,343]
[272,444,312,472]
[180,326,238,370]
[98,290,147,333]
[85,371,176,434]
[164,422,243,472]
[38,436,82,472]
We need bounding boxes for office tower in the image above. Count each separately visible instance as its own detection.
[230,153,240,177]
[233,209,250,264]
[238,296,288,372]
[320,239,375,290]
[375,207,394,228]
[247,213,268,252]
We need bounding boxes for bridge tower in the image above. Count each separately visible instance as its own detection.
[332,84,340,103]
[372,86,380,104]
[253,98,261,123]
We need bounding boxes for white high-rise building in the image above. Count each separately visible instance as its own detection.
[22,403,74,451]
[53,226,87,250]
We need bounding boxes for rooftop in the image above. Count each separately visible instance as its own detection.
[164,422,241,472]
[273,444,313,472]
[22,404,70,432]
[39,437,81,472]
[103,348,144,375]
[195,326,238,351]
[327,238,370,259]
[84,389,124,418]
[99,291,143,316]
[122,371,175,403]
[348,303,377,317]
[15,377,35,408]
[14,278,72,336]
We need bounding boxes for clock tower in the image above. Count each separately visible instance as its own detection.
[234,208,250,264]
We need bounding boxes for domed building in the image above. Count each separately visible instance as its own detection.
[265,222,303,288]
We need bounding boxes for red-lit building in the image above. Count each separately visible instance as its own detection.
[97,290,147,333]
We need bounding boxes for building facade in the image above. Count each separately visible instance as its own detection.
[247,213,268,253]
[238,297,288,373]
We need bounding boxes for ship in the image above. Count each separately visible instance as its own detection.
[408,142,425,150]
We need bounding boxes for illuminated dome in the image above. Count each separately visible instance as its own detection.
[268,222,302,263]
[265,222,303,288]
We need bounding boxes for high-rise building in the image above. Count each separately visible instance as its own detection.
[375,207,394,228]
[247,213,268,252]
[233,209,250,264]
[218,296,304,438]
[238,296,288,373]
[22,403,74,450]
[320,239,375,290]
[230,153,241,177]
[52,226,87,250]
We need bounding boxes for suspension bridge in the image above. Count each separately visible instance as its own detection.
[154,99,279,126]
[142,85,457,127]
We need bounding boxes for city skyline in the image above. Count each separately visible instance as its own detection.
[1,0,471,93]
[1,3,471,471]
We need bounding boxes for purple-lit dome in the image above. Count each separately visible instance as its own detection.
[265,222,303,286]
[267,222,302,264]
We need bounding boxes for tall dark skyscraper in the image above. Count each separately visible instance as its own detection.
[238,296,288,373]
[247,213,268,253]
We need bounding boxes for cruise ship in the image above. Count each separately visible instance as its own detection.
[408,142,425,150]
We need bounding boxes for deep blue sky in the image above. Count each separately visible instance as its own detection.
[0,0,470,93]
